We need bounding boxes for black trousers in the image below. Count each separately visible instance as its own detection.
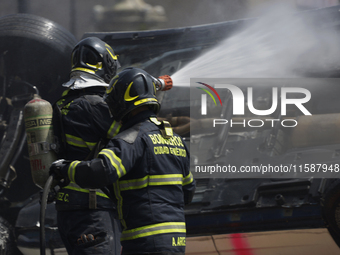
[57,209,121,255]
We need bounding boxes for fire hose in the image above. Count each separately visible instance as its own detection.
[40,175,55,255]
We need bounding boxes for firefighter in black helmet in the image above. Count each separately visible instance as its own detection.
[52,37,121,254]
[50,67,196,255]
[70,37,119,83]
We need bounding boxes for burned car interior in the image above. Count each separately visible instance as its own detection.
[2,4,340,255]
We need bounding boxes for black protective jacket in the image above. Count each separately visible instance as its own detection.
[52,87,120,210]
[63,110,196,254]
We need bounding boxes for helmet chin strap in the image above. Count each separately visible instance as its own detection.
[130,105,150,117]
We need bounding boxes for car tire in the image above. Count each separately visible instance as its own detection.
[0,216,20,255]
[0,13,77,101]
[0,13,77,215]
[321,179,340,247]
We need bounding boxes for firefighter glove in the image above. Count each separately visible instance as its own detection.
[49,159,70,184]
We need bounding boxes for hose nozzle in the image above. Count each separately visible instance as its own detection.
[156,75,173,91]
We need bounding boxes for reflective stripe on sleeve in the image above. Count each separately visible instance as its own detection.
[107,121,121,138]
[99,149,126,178]
[65,134,96,150]
[68,161,81,183]
[121,222,186,241]
[113,181,127,229]
[182,172,194,186]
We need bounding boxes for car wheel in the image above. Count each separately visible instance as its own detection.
[0,216,20,255]
[0,13,77,101]
[322,179,340,247]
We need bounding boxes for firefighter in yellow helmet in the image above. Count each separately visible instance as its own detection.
[52,37,121,254]
[50,67,196,255]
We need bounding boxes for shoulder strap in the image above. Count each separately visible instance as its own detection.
[149,117,173,138]
[52,90,82,157]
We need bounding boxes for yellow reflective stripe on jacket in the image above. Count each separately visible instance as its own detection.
[68,161,81,183]
[119,176,149,191]
[113,181,127,229]
[119,174,183,191]
[63,182,109,199]
[183,172,194,186]
[149,174,183,185]
[99,149,126,178]
[61,89,70,97]
[65,134,96,150]
[121,222,186,241]
[106,121,121,139]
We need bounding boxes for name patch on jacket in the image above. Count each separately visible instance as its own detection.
[172,237,186,246]
[148,134,186,157]
[57,192,69,202]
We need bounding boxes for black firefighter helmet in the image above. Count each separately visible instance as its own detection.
[104,67,160,121]
[70,37,120,83]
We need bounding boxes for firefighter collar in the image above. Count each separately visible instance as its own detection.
[62,72,108,89]
[120,110,156,132]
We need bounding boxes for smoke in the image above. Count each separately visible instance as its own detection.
[171,3,340,86]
